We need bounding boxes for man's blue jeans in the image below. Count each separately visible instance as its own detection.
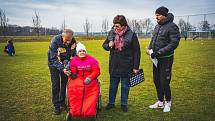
[108,76,130,106]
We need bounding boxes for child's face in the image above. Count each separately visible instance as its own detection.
[77,50,86,58]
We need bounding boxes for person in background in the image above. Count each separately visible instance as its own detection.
[183,31,187,40]
[4,39,15,56]
[147,6,181,112]
[102,15,141,112]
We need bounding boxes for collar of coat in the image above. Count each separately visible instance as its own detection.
[158,13,174,25]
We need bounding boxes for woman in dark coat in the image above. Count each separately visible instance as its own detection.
[102,15,141,112]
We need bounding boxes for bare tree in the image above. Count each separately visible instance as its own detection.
[137,18,154,37]
[0,8,9,36]
[128,19,154,37]
[199,20,210,31]
[32,10,41,36]
[178,19,192,34]
[83,18,91,37]
[101,18,109,35]
[132,20,142,36]
[126,19,132,29]
[178,19,187,34]
[61,18,66,32]
[135,21,142,36]
[144,18,153,36]
[128,19,137,32]
[211,24,215,31]
[127,19,142,34]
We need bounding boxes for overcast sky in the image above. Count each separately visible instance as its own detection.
[0,0,215,32]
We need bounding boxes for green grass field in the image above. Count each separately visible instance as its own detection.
[0,39,215,121]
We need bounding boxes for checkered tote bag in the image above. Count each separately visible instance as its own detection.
[128,69,144,87]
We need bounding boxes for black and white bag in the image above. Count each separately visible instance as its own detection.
[128,69,144,87]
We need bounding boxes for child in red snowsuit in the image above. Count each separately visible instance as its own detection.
[67,42,100,118]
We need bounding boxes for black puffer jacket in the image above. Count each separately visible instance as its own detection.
[102,27,141,77]
[148,13,180,58]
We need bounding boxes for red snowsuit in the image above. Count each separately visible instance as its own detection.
[68,55,100,118]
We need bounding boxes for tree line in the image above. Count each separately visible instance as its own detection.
[1,8,215,37]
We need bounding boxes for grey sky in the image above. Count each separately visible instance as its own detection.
[0,0,214,32]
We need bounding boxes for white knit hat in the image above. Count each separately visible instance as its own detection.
[76,42,87,53]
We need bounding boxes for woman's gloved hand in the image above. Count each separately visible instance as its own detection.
[70,72,77,80]
[84,77,92,85]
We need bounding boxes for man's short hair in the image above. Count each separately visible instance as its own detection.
[62,29,74,36]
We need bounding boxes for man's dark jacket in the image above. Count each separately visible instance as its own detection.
[48,34,76,71]
[148,13,181,58]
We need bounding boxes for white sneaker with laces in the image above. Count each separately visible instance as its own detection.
[149,101,164,109]
[163,101,171,112]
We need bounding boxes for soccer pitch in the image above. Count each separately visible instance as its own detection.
[0,39,214,121]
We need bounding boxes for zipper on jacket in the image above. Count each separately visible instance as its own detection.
[80,84,85,116]
[80,70,85,116]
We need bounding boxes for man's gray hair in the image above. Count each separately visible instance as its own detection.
[62,29,74,36]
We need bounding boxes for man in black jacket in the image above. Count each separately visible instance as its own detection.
[147,6,180,112]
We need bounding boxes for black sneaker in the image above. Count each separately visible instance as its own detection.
[53,108,61,115]
[105,104,115,110]
[61,104,69,112]
[121,105,128,112]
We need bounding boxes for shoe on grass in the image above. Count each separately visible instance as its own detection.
[121,105,128,112]
[163,101,171,112]
[149,101,164,109]
[53,108,61,115]
[105,104,115,110]
[61,103,69,112]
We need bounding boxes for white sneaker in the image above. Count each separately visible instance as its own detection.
[149,101,164,109]
[163,101,171,112]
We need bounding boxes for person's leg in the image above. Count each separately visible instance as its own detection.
[161,57,173,102]
[153,63,164,102]
[60,72,68,105]
[121,77,130,112]
[49,66,61,114]
[160,57,174,112]
[107,76,120,106]
[149,62,165,109]
[8,48,13,56]
[121,77,130,105]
